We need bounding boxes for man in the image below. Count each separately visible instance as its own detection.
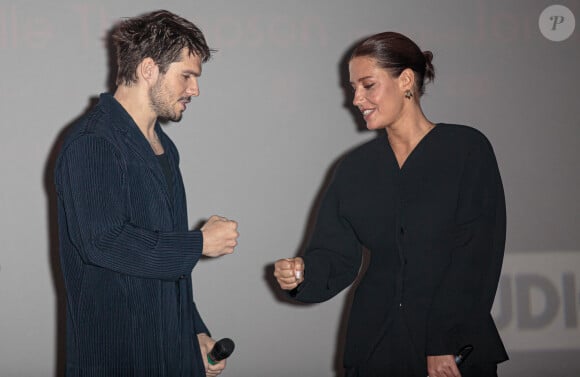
[54,10,238,377]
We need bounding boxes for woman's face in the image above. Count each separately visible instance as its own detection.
[349,56,405,130]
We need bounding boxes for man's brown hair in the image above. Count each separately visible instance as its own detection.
[112,10,213,86]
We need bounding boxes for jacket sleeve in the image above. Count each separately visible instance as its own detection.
[426,135,506,355]
[292,168,363,303]
[55,135,203,281]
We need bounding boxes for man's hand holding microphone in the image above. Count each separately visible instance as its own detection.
[198,216,238,376]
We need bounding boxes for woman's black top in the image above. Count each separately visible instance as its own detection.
[293,124,508,373]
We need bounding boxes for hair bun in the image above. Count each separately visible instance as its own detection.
[423,50,435,83]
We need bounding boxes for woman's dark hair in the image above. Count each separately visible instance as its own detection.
[351,32,435,96]
[111,10,214,86]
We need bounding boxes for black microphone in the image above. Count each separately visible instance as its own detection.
[454,344,473,365]
[207,338,235,365]
[427,345,473,377]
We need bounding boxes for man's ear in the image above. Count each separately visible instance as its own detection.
[137,57,159,85]
[398,68,415,92]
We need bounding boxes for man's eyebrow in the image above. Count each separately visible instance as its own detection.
[182,69,201,77]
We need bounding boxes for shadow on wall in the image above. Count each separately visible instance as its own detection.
[339,36,369,133]
[43,96,98,377]
[42,24,119,377]
[43,126,67,377]
[261,153,366,377]
[262,37,377,377]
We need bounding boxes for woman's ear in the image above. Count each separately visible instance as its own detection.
[398,68,415,92]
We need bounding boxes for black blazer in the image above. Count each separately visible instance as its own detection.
[293,124,508,372]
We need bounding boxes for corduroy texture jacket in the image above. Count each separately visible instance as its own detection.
[55,93,208,377]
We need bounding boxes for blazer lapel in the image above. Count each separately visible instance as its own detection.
[100,93,175,220]
[114,112,174,214]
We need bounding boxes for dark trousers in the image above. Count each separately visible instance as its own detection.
[346,365,497,377]
[346,362,497,377]
[460,364,498,377]
[344,312,498,377]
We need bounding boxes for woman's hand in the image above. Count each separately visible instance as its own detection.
[274,257,304,290]
[427,355,461,377]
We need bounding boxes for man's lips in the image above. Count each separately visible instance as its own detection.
[179,98,191,110]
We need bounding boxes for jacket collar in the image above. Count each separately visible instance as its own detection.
[98,93,175,213]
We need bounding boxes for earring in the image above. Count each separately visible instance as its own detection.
[404,90,413,99]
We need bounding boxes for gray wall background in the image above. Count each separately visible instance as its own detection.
[1,1,579,376]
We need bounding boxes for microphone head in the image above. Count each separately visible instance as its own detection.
[209,338,235,362]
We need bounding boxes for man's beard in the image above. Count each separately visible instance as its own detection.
[149,79,182,122]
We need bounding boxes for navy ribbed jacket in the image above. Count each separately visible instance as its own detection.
[55,93,208,376]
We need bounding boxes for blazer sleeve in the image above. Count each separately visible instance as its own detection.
[426,135,506,355]
[55,134,203,281]
[292,169,363,303]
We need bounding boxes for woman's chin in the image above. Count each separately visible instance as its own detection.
[366,122,385,131]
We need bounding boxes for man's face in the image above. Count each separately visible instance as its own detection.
[149,48,202,121]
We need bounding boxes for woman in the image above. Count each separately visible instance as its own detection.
[274,32,508,377]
